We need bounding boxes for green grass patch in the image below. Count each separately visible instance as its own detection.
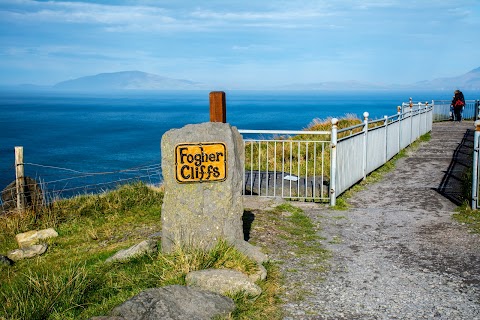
[245,202,331,293]
[226,262,283,320]
[451,156,478,233]
[453,202,480,234]
[0,182,282,319]
[275,203,317,243]
[271,203,331,267]
[245,203,332,306]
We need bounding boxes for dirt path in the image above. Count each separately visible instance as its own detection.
[250,121,480,319]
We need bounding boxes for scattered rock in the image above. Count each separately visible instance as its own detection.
[15,228,58,248]
[7,243,48,261]
[106,239,158,263]
[249,263,268,282]
[109,285,235,320]
[89,317,125,320]
[186,268,262,297]
[234,239,268,264]
[233,240,269,282]
[0,255,14,266]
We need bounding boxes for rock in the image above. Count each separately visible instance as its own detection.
[161,122,245,253]
[186,268,262,297]
[0,255,14,266]
[7,244,48,261]
[89,317,125,320]
[109,285,235,320]
[233,240,268,282]
[106,239,158,263]
[15,230,38,247]
[15,228,58,248]
[234,239,268,264]
[249,263,268,282]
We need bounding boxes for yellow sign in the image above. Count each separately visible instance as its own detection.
[175,143,227,183]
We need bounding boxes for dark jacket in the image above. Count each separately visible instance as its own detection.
[452,91,465,109]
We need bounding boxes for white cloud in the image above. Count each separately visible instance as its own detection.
[1,1,177,29]
[231,44,280,52]
[190,8,330,21]
[0,0,339,32]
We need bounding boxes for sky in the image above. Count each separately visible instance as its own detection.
[0,0,479,89]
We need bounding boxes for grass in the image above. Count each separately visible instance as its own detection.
[0,182,283,320]
[452,161,480,234]
[244,115,362,179]
[247,203,331,274]
[453,203,480,234]
[226,261,283,320]
[242,202,331,307]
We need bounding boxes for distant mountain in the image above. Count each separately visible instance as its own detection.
[278,67,480,91]
[278,80,391,91]
[411,67,480,90]
[3,67,479,92]
[53,71,207,91]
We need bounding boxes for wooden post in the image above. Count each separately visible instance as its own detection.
[209,91,226,123]
[15,146,25,211]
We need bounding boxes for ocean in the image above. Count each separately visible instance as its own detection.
[0,89,475,198]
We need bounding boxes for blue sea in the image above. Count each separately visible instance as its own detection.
[0,89,476,197]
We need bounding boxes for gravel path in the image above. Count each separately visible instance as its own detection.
[277,121,480,319]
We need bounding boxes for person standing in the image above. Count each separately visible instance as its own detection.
[451,89,465,122]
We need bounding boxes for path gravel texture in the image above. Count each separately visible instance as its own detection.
[258,121,480,319]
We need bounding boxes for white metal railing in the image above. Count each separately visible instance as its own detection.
[333,106,432,203]
[402,99,480,122]
[239,105,433,204]
[239,130,331,201]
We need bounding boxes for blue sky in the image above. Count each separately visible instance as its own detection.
[0,0,479,89]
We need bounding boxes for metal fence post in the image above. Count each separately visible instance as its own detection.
[418,102,423,138]
[410,103,413,144]
[384,115,388,162]
[432,99,435,122]
[424,102,429,134]
[363,112,369,180]
[330,118,338,206]
[397,106,401,153]
[472,121,480,209]
[476,100,480,120]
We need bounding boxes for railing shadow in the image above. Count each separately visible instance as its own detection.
[436,128,474,205]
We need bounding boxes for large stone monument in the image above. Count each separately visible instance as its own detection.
[160,121,244,253]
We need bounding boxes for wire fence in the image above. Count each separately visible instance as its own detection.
[1,161,162,213]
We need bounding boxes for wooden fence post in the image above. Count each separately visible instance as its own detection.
[209,91,227,123]
[15,146,25,211]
